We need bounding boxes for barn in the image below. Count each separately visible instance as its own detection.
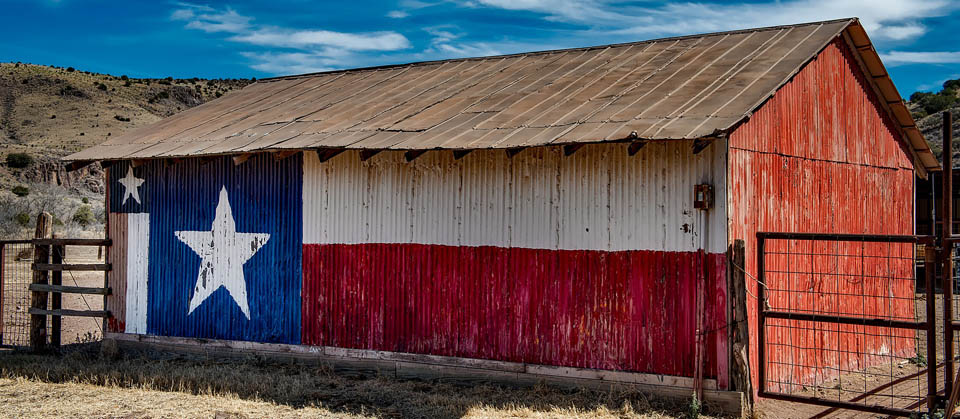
[65,18,938,413]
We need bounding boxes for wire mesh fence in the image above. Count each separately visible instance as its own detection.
[757,233,938,416]
[1,241,49,348]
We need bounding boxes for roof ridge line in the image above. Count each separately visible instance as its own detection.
[256,17,858,83]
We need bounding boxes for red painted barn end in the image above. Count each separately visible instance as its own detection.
[64,18,938,414]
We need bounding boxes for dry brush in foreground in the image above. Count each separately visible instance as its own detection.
[0,343,727,418]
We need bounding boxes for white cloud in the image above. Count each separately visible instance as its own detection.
[880,51,960,65]
[172,4,412,75]
[471,0,953,42]
[232,29,410,51]
[240,52,340,75]
[387,10,409,18]
[420,26,503,58]
[173,6,252,33]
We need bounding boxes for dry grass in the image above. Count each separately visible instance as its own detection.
[0,343,726,418]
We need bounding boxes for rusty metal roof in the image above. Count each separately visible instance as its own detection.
[66,18,938,174]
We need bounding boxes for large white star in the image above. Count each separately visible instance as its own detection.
[175,187,270,319]
[118,166,145,205]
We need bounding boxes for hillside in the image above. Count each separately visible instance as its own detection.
[909,79,960,164]
[0,62,251,237]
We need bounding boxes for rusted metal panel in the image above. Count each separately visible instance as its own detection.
[727,37,916,396]
[301,141,729,381]
[69,18,941,173]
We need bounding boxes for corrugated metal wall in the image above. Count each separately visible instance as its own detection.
[302,142,730,381]
[106,155,303,344]
[728,37,916,393]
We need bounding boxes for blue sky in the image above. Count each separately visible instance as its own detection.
[2,0,959,95]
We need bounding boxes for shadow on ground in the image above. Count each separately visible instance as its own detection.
[0,342,725,418]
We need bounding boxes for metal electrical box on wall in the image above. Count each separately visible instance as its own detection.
[694,184,713,210]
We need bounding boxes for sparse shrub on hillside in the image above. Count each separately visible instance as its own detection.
[66,67,75,72]
[6,153,33,168]
[72,205,94,227]
[120,75,128,81]
[59,85,86,98]
[124,80,131,87]
[14,212,30,227]
[114,115,130,122]
[96,82,107,91]
[82,197,89,204]
[910,79,959,119]
[12,186,29,197]
[148,90,170,104]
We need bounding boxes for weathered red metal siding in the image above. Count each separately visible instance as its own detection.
[728,37,916,392]
[303,244,727,378]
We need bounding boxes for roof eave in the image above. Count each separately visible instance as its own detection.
[842,19,939,178]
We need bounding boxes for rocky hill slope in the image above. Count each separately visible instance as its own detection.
[0,62,251,193]
[910,78,959,164]
[0,62,251,237]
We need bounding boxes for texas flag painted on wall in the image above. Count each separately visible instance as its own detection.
[108,155,302,344]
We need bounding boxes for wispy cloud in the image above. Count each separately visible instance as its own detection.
[171,4,411,74]
[239,51,340,74]
[470,0,953,42]
[171,4,251,33]
[231,29,410,51]
[881,51,960,65]
[420,26,503,58]
[387,10,409,19]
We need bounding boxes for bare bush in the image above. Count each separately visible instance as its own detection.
[0,184,104,238]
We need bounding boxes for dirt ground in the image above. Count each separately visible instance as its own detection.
[757,291,953,418]
[0,344,722,419]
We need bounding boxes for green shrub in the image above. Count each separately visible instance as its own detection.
[11,185,29,197]
[66,67,75,72]
[6,153,33,168]
[72,205,95,227]
[120,75,129,81]
[114,115,130,122]
[687,393,700,419]
[81,197,89,204]
[14,212,30,227]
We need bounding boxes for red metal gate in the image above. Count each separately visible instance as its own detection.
[756,232,939,417]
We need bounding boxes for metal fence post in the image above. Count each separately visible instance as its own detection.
[0,242,4,344]
[926,244,938,413]
[756,234,766,396]
[944,109,955,401]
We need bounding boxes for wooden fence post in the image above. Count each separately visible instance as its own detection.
[727,239,753,410]
[29,212,52,352]
[51,243,64,348]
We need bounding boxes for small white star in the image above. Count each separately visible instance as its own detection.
[175,187,270,319]
[118,166,145,205]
